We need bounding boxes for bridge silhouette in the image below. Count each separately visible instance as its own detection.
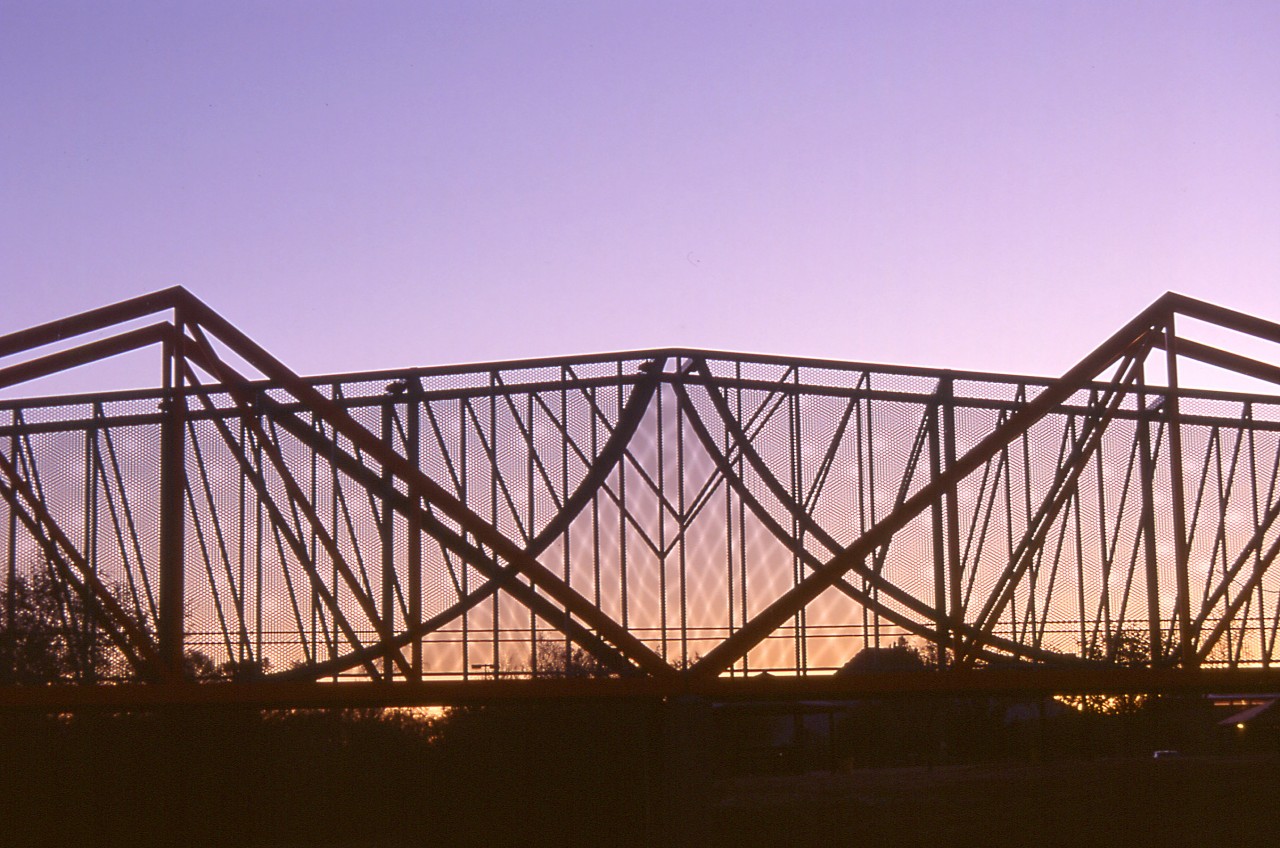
[5,288,1280,709]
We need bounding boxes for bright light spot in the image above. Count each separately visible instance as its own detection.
[1237,723,1246,730]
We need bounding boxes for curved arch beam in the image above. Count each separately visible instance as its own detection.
[181,291,675,679]
[272,357,667,681]
[526,359,666,553]
[184,340,669,679]
[688,301,1168,678]
[670,375,1075,667]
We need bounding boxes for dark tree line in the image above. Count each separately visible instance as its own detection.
[1,589,659,848]
[0,582,1240,846]
[1,563,275,685]
[0,570,118,684]
[1,641,663,847]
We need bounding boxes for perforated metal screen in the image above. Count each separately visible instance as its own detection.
[6,349,1280,684]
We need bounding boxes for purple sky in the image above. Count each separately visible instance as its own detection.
[3,2,1280,395]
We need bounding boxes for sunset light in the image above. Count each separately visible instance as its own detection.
[4,3,1280,845]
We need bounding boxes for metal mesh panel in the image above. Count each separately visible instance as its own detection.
[8,347,1280,689]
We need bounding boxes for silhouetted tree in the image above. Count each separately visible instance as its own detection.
[1060,629,1153,715]
[528,636,615,678]
[0,569,119,684]
[0,561,264,685]
[182,650,272,681]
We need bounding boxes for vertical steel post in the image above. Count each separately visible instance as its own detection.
[381,399,395,681]
[678,378,688,668]
[252,406,264,670]
[789,370,804,671]
[658,379,668,661]
[83,406,100,680]
[158,318,186,681]
[724,390,735,648]
[327,385,340,672]
[617,364,628,632]
[928,389,948,665]
[865,380,880,647]
[1245,401,1268,667]
[406,380,422,680]
[735,363,748,673]
[490,371,500,673]
[929,375,960,668]
[5,429,16,675]
[459,396,469,677]
[526,390,535,659]
[308,411,320,664]
[942,378,962,664]
[1136,360,1164,664]
[562,371,571,662]
[1163,317,1196,667]
[237,413,248,666]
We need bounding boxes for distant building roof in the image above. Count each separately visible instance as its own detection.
[836,644,927,675]
[1219,698,1280,727]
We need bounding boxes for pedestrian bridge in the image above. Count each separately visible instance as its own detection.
[5,289,1280,708]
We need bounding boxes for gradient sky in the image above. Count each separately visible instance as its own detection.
[3,1,1280,396]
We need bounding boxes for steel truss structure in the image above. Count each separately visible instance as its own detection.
[6,289,1280,708]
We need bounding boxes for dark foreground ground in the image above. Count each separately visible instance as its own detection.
[6,753,1277,847]
[2,705,1277,847]
[713,754,1280,847]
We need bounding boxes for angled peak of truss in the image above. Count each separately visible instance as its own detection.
[0,287,191,399]
[689,290,1280,678]
[0,287,676,679]
[0,286,189,360]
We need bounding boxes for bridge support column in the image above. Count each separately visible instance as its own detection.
[1163,319,1196,667]
[158,323,187,682]
[929,375,960,666]
[405,381,422,680]
[1137,361,1164,665]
